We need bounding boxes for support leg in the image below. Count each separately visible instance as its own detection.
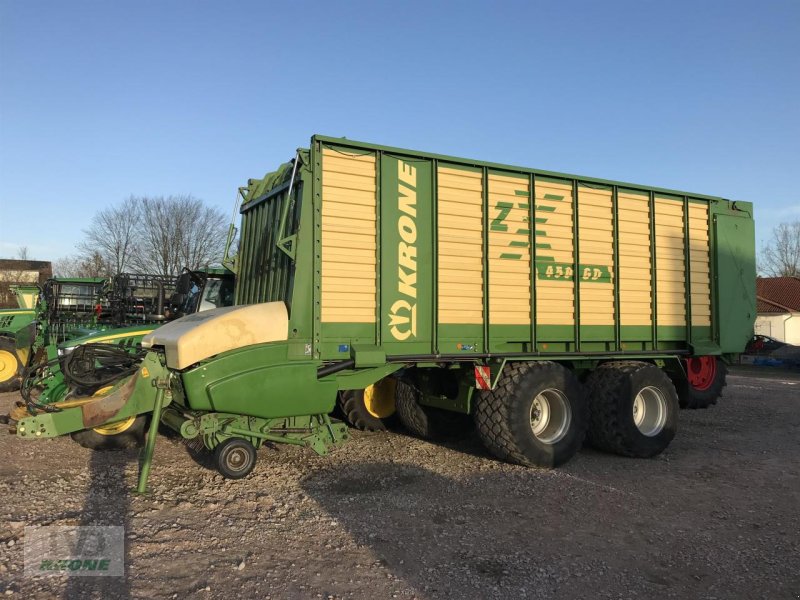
[137,386,166,494]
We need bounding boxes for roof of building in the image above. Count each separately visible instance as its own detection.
[0,259,52,271]
[756,276,800,314]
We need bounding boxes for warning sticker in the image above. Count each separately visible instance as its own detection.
[474,365,492,390]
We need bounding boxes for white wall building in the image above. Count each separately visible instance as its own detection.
[755,277,800,345]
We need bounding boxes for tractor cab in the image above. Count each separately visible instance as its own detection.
[170,267,235,317]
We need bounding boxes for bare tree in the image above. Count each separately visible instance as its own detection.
[79,196,141,275]
[79,251,111,278]
[53,252,110,278]
[130,195,228,276]
[71,195,227,278]
[16,246,30,260]
[52,256,81,277]
[759,220,800,277]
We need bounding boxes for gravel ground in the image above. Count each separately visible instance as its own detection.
[0,367,799,599]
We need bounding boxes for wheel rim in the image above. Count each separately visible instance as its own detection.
[226,447,250,472]
[529,389,571,444]
[632,386,667,437]
[363,379,397,419]
[0,349,18,383]
[685,356,717,391]
[91,385,136,435]
[93,416,137,435]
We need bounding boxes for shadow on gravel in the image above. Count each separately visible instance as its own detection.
[62,449,134,600]
[300,462,588,598]
[389,421,497,463]
[414,429,497,461]
[300,459,776,599]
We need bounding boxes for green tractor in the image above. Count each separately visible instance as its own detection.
[0,285,39,391]
[0,278,108,392]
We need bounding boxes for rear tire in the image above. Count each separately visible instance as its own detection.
[337,378,397,431]
[395,379,472,440]
[70,415,148,450]
[0,338,22,393]
[586,361,678,458]
[676,356,727,409]
[473,361,589,468]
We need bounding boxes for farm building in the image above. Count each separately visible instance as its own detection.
[755,276,800,344]
[0,259,52,308]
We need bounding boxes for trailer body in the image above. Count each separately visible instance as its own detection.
[237,135,755,364]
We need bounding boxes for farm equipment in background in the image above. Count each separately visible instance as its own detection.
[0,277,107,392]
[6,135,756,493]
[10,285,40,310]
[12,268,234,426]
[0,285,43,391]
[106,272,177,325]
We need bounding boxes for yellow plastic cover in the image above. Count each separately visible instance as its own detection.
[141,302,289,370]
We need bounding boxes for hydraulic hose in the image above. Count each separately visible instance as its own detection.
[62,343,146,390]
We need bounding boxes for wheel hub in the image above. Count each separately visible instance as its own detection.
[529,389,571,444]
[685,356,717,391]
[90,386,138,435]
[0,349,17,383]
[363,379,397,419]
[93,416,137,436]
[227,448,248,470]
[633,386,667,437]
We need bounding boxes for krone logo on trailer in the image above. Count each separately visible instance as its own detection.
[389,160,418,340]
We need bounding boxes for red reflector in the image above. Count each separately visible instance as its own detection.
[475,365,492,390]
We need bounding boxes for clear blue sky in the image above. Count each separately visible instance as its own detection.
[1,0,798,261]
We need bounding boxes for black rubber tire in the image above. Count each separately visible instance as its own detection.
[473,361,589,468]
[70,415,148,450]
[0,338,23,393]
[213,438,257,479]
[337,389,389,432]
[586,361,678,458]
[676,358,727,409]
[395,379,472,440]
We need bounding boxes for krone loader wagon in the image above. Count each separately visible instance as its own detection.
[9,135,756,490]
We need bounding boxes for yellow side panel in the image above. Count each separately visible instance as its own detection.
[438,166,483,324]
[655,198,686,327]
[535,181,574,325]
[321,148,376,323]
[617,192,652,326]
[688,203,711,326]
[489,173,530,325]
[578,187,614,326]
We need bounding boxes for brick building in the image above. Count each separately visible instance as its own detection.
[0,259,52,308]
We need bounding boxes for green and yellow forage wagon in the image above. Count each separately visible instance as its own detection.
[8,135,756,491]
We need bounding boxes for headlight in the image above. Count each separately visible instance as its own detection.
[57,346,76,357]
